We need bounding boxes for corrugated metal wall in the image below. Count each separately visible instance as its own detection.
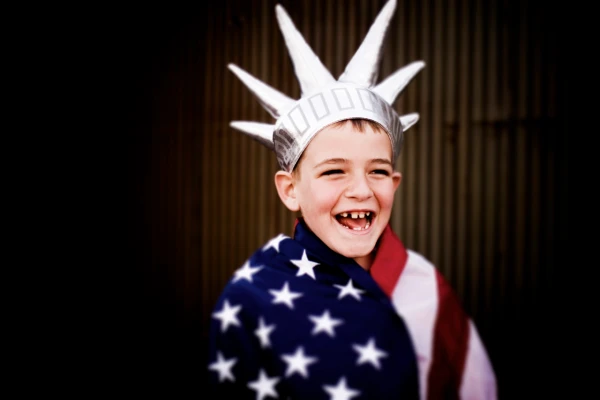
[137,0,566,397]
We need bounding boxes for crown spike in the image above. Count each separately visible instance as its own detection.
[230,121,276,150]
[228,1,424,171]
[338,0,397,88]
[275,4,336,96]
[399,113,420,132]
[373,61,426,105]
[228,64,295,118]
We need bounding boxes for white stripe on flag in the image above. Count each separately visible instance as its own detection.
[390,250,438,400]
[459,320,497,400]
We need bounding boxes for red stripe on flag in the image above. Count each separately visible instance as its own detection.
[426,271,470,399]
[370,224,408,297]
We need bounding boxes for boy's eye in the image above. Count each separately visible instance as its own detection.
[372,169,390,176]
[322,169,343,176]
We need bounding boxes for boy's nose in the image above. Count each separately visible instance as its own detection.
[344,174,374,200]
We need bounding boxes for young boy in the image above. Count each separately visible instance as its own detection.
[207,1,496,399]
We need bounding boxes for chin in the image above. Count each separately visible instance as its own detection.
[334,241,377,259]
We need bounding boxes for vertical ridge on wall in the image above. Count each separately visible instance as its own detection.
[390,0,405,238]
[428,0,442,271]
[481,0,497,324]
[200,5,217,326]
[218,3,231,291]
[404,0,419,251]
[494,0,510,328]
[239,1,253,265]
[257,0,270,244]
[229,3,242,275]
[455,0,471,303]
[246,0,259,268]
[468,0,483,317]
[441,0,457,287]
[221,2,233,282]
[416,0,430,264]
[514,0,528,322]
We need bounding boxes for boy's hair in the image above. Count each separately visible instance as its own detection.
[330,119,387,134]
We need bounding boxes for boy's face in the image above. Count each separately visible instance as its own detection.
[288,121,402,265]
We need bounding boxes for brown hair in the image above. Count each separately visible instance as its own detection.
[329,119,387,134]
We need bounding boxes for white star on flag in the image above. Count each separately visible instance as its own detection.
[232,260,264,283]
[254,316,276,348]
[208,351,237,382]
[247,369,280,400]
[212,299,242,333]
[333,279,365,300]
[352,337,388,369]
[281,346,318,378]
[290,250,319,279]
[262,233,289,252]
[308,309,344,337]
[269,281,303,309]
[323,376,360,400]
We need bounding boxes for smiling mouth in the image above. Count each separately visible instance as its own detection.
[335,211,374,231]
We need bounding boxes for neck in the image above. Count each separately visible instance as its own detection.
[354,254,374,271]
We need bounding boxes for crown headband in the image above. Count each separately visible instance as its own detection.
[229,0,425,172]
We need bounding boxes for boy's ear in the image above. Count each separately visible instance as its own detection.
[274,171,300,212]
[392,171,402,190]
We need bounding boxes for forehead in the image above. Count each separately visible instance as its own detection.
[300,121,393,163]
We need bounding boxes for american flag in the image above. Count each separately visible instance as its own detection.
[207,219,496,399]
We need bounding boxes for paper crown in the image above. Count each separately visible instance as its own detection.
[228,0,425,172]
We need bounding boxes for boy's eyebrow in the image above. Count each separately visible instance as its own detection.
[314,158,348,168]
[313,158,393,168]
[370,158,393,166]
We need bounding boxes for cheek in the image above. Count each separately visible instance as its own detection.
[375,183,397,210]
[303,181,340,213]
[314,189,340,213]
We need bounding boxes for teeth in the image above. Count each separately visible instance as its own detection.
[349,222,370,231]
[337,211,373,219]
[342,221,371,231]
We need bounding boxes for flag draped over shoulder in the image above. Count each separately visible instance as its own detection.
[207,219,496,399]
[371,225,497,400]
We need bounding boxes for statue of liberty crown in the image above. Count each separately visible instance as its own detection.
[228,0,425,172]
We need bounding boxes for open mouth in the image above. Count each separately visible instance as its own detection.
[335,211,374,231]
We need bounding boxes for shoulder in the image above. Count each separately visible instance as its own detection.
[402,250,468,326]
[399,249,440,284]
[393,249,465,317]
[405,249,436,271]
[404,250,454,293]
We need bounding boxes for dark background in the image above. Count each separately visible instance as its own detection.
[113,0,568,397]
